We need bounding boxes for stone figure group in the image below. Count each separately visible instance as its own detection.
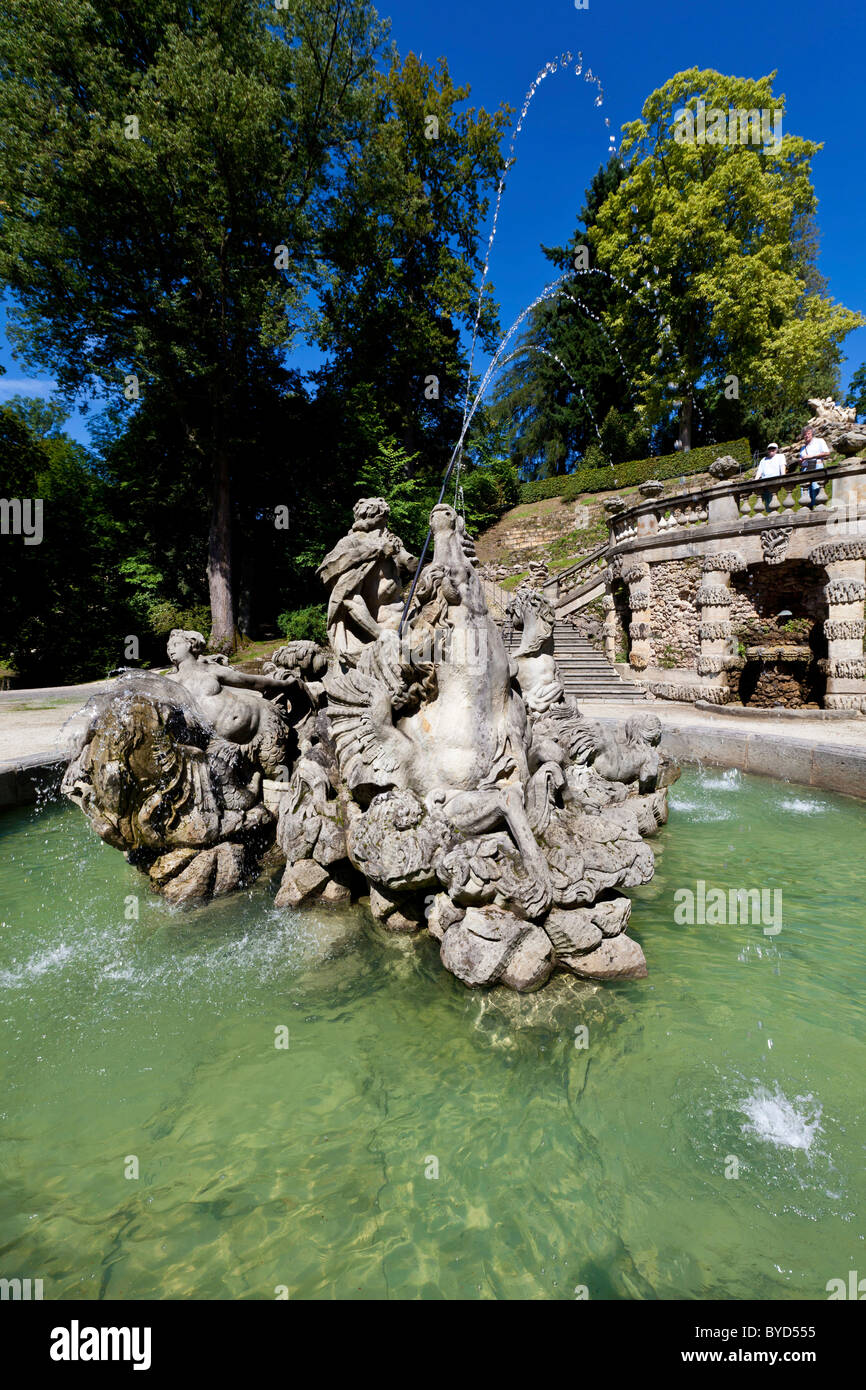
[62,496,678,991]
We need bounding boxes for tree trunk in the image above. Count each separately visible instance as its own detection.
[678,394,693,451]
[207,447,235,652]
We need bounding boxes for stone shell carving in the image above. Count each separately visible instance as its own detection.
[824,619,866,641]
[810,540,866,565]
[629,587,651,609]
[695,585,733,608]
[622,561,651,585]
[701,552,746,574]
[825,580,866,605]
[347,790,453,891]
[760,527,792,565]
[629,621,652,640]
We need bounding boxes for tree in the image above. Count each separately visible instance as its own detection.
[0,404,134,682]
[0,0,386,649]
[591,69,863,449]
[846,363,866,419]
[312,50,511,488]
[491,158,637,478]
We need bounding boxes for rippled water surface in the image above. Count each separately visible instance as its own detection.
[1,769,864,1300]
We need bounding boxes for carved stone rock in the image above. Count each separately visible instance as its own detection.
[563,933,648,981]
[708,454,742,479]
[275,857,330,908]
[64,496,675,995]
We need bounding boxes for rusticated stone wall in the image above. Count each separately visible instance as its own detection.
[643,559,702,667]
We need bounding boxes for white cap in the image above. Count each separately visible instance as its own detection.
[767,442,779,450]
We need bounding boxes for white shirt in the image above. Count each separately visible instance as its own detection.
[800,436,829,467]
[755,453,786,479]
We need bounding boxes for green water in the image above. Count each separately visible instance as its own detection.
[1,769,864,1301]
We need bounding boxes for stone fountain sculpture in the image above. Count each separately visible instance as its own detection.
[61,497,677,991]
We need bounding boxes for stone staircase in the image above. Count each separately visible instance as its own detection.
[503,621,648,703]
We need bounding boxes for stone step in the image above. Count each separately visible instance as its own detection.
[501,620,647,701]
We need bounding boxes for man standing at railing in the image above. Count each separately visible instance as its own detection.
[754,442,786,511]
[798,426,831,510]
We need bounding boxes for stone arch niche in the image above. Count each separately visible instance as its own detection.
[606,558,632,666]
[809,540,866,712]
[730,557,827,707]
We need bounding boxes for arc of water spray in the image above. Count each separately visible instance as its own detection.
[398,274,580,632]
[399,51,615,634]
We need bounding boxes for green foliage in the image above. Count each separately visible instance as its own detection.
[846,363,866,419]
[582,442,610,471]
[277,605,328,646]
[591,69,864,449]
[0,404,135,682]
[491,157,632,477]
[0,0,388,646]
[313,49,511,488]
[518,437,752,503]
[598,408,630,465]
[147,602,212,639]
[357,437,437,549]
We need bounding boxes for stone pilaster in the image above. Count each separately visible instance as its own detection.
[810,541,866,711]
[622,561,652,672]
[601,591,617,665]
[695,551,747,697]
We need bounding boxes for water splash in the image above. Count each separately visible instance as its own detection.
[739,1083,823,1153]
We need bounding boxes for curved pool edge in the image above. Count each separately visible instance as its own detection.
[585,704,866,801]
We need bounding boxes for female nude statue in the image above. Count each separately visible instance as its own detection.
[166,630,308,771]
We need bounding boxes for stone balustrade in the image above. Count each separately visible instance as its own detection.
[543,459,866,710]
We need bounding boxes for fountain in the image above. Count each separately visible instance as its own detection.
[61,497,678,991]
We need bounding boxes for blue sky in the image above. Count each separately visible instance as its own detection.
[2,0,864,442]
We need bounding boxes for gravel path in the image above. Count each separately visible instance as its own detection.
[0,681,114,764]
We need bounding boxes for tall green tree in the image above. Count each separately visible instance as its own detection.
[312,50,511,487]
[846,362,866,419]
[491,158,642,478]
[591,69,863,449]
[0,0,386,649]
[0,403,133,682]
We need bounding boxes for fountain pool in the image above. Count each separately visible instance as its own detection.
[1,767,864,1300]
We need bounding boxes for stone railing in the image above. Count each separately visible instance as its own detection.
[543,540,610,609]
[480,577,515,623]
[607,463,866,549]
[546,461,866,617]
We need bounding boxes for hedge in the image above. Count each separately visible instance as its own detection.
[518,438,753,504]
